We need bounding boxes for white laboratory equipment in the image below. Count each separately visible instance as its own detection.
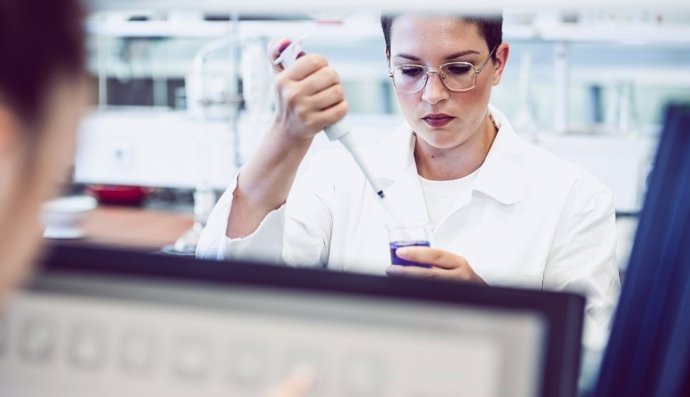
[170,23,275,255]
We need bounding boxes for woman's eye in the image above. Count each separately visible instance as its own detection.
[399,66,424,77]
[445,64,473,75]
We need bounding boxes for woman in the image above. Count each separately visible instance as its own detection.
[198,14,620,347]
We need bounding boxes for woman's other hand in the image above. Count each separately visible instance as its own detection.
[386,246,487,284]
[266,366,314,397]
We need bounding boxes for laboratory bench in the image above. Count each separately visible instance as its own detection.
[45,204,194,253]
[85,205,193,250]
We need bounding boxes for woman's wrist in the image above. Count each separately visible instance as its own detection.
[270,116,319,147]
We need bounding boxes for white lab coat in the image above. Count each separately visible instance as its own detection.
[198,106,620,348]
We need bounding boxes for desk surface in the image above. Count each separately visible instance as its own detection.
[54,206,195,251]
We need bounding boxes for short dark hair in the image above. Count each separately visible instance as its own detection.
[0,0,85,125]
[381,14,503,61]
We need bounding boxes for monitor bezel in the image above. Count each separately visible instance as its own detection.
[29,242,585,397]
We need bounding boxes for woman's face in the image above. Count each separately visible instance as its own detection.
[388,16,508,152]
[0,78,87,297]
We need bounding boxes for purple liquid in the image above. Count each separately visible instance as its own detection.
[389,240,431,268]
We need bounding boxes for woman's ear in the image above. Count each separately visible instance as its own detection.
[0,105,20,155]
[491,42,510,86]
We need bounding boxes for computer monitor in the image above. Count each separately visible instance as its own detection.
[1,243,584,397]
[594,104,690,397]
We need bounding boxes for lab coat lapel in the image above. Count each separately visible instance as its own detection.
[382,163,429,227]
[432,107,527,230]
[366,113,527,229]
[369,124,429,227]
[471,111,527,206]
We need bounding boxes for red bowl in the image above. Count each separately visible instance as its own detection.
[88,185,148,206]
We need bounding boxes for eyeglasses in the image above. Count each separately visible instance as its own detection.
[388,47,496,94]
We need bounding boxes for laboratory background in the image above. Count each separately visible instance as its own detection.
[2,0,690,396]
[70,5,688,263]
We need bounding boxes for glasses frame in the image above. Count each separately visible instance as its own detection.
[388,46,497,94]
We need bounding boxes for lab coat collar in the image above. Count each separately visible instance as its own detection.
[368,124,428,226]
[472,106,527,205]
[369,122,417,184]
[373,105,526,207]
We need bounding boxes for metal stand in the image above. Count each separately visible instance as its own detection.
[169,15,245,256]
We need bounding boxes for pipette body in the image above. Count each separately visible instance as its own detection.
[274,37,387,199]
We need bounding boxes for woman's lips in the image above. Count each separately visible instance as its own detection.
[422,114,454,128]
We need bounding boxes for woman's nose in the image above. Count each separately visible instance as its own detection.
[421,73,450,105]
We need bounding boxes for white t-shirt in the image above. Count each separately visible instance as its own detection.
[419,170,479,229]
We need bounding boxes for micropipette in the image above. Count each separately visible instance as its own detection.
[275,36,407,230]
[274,36,386,199]
[272,34,310,70]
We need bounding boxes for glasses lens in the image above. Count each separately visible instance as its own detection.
[392,65,426,92]
[440,62,475,91]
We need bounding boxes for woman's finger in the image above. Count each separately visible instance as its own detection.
[395,246,460,269]
[386,264,437,279]
[267,366,315,397]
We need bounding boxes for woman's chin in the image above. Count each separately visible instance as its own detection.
[415,130,466,151]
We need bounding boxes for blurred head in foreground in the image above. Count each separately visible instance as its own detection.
[0,0,88,296]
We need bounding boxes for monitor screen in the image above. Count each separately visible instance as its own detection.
[0,244,584,397]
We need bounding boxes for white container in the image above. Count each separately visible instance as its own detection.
[41,196,98,239]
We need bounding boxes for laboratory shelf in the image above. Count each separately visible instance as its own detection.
[87,17,690,46]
